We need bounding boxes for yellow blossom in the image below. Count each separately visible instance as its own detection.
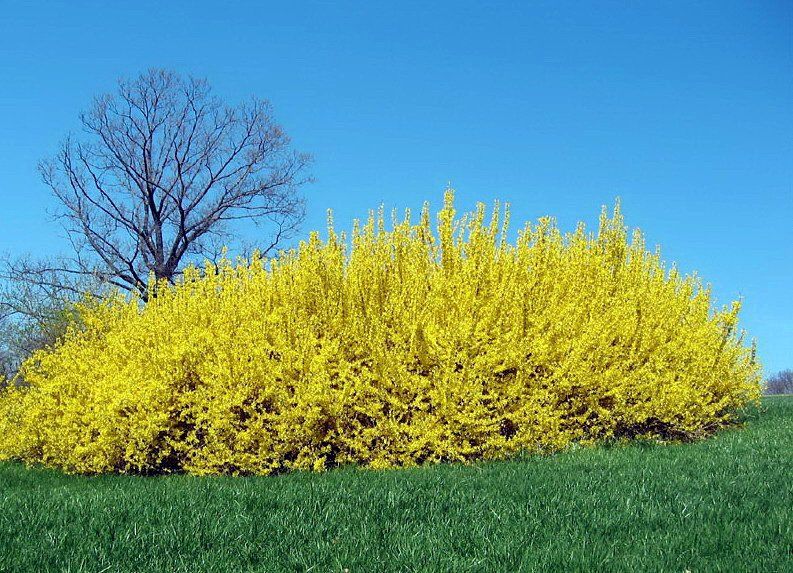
[0,192,761,474]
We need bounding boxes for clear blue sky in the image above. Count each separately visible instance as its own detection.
[0,1,790,373]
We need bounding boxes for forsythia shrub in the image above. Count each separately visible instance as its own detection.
[0,192,761,474]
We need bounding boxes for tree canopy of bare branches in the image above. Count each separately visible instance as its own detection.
[38,68,311,294]
[766,370,793,395]
[0,255,101,379]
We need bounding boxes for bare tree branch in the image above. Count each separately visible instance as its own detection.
[34,68,312,295]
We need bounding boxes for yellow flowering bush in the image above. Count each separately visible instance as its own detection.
[0,192,761,475]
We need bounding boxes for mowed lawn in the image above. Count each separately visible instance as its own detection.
[1,398,790,572]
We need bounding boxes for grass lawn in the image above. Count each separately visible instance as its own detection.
[1,397,790,572]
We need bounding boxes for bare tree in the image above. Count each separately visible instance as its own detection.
[35,68,311,294]
[0,256,98,380]
[766,370,793,395]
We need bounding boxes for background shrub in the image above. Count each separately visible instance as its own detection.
[765,370,793,395]
[0,192,762,474]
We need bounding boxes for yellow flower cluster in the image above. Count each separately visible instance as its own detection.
[0,191,761,475]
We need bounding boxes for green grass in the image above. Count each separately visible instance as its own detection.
[1,398,791,572]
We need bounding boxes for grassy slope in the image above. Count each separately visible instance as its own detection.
[1,397,790,573]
